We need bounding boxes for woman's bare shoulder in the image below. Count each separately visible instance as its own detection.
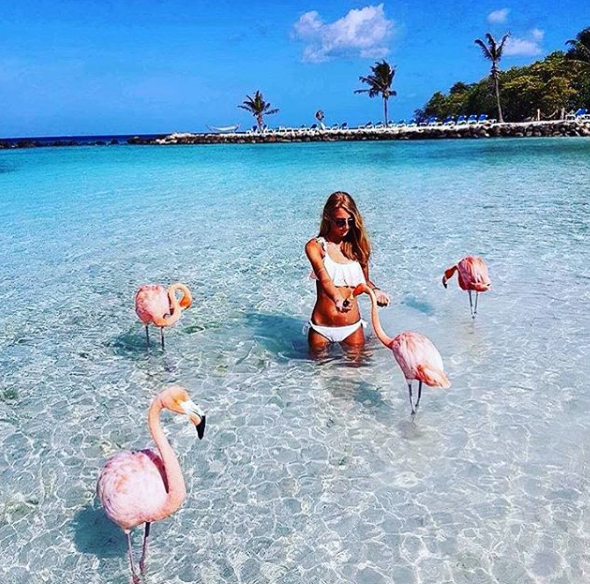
[305,237,323,257]
[305,237,321,249]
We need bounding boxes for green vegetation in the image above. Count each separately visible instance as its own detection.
[355,60,397,125]
[418,27,590,123]
[238,90,279,131]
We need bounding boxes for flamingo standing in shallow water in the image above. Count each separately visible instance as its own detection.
[135,283,192,348]
[353,284,450,415]
[97,386,206,583]
[442,256,491,318]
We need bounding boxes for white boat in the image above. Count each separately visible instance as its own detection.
[206,124,240,133]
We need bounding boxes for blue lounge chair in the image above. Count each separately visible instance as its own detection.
[443,116,456,125]
[340,122,348,129]
[408,119,418,127]
[477,114,488,122]
[396,119,407,127]
[566,108,585,120]
[467,114,478,124]
[456,115,467,125]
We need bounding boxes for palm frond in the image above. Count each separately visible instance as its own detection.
[475,38,492,61]
[497,33,511,58]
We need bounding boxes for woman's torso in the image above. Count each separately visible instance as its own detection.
[310,237,366,326]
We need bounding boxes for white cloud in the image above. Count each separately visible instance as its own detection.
[487,8,509,24]
[292,4,394,63]
[504,29,544,56]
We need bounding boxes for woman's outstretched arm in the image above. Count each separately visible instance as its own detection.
[362,264,390,307]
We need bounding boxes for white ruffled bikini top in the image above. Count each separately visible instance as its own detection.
[310,237,367,287]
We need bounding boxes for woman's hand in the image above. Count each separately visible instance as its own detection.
[374,289,390,307]
[334,293,352,313]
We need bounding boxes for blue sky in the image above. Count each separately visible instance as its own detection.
[1,0,588,137]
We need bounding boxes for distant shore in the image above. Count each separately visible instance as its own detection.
[2,120,590,149]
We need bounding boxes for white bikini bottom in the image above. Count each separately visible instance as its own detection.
[306,319,367,343]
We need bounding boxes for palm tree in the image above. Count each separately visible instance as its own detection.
[474,33,510,123]
[355,60,397,125]
[566,28,590,68]
[238,91,279,131]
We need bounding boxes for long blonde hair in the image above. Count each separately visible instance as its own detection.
[318,191,371,266]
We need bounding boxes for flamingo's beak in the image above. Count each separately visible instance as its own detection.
[194,415,206,439]
[182,400,207,439]
[442,277,448,289]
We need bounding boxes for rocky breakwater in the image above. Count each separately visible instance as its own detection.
[131,120,590,146]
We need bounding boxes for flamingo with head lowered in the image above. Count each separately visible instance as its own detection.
[135,283,192,348]
[442,256,491,318]
[97,385,206,583]
[353,284,450,415]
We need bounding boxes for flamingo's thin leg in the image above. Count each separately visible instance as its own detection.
[139,522,151,574]
[160,327,165,350]
[415,381,423,411]
[145,326,150,348]
[408,382,415,415]
[468,290,474,319]
[474,292,479,315]
[126,531,140,584]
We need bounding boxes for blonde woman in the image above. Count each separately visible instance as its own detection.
[306,191,390,351]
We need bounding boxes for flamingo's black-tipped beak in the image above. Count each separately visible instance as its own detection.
[196,415,206,440]
[442,278,448,289]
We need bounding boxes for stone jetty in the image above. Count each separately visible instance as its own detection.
[132,120,590,146]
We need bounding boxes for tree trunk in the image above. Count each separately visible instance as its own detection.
[256,114,264,132]
[383,97,388,126]
[493,69,504,123]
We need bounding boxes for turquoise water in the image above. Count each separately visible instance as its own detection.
[1,139,589,583]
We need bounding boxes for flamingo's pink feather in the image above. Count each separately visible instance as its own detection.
[97,449,169,531]
[390,332,450,388]
[135,285,170,325]
[456,256,491,292]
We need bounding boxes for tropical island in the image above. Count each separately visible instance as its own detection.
[2,27,589,148]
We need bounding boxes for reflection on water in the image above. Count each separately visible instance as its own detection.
[1,139,590,583]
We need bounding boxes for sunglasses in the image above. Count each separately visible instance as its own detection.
[332,217,355,228]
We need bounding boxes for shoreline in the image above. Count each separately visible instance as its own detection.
[2,120,590,149]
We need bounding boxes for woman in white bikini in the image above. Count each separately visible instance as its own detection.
[306,191,390,351]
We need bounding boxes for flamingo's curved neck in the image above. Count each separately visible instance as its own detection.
[358,284,394,347]
[166,287,182,321]
[169,283,192,310]
[147,399,187,517]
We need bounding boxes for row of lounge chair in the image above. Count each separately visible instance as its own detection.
[242,114,496,135]
[566,108,590,121]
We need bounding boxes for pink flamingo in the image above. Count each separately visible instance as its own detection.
[97,386,206,583]
[353,284,450,415]
[135,283,192,348]
[442,256,491,318]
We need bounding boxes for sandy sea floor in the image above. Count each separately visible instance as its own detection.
[1,138,589,583]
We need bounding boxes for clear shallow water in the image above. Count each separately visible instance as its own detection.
[1,139,589,584]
